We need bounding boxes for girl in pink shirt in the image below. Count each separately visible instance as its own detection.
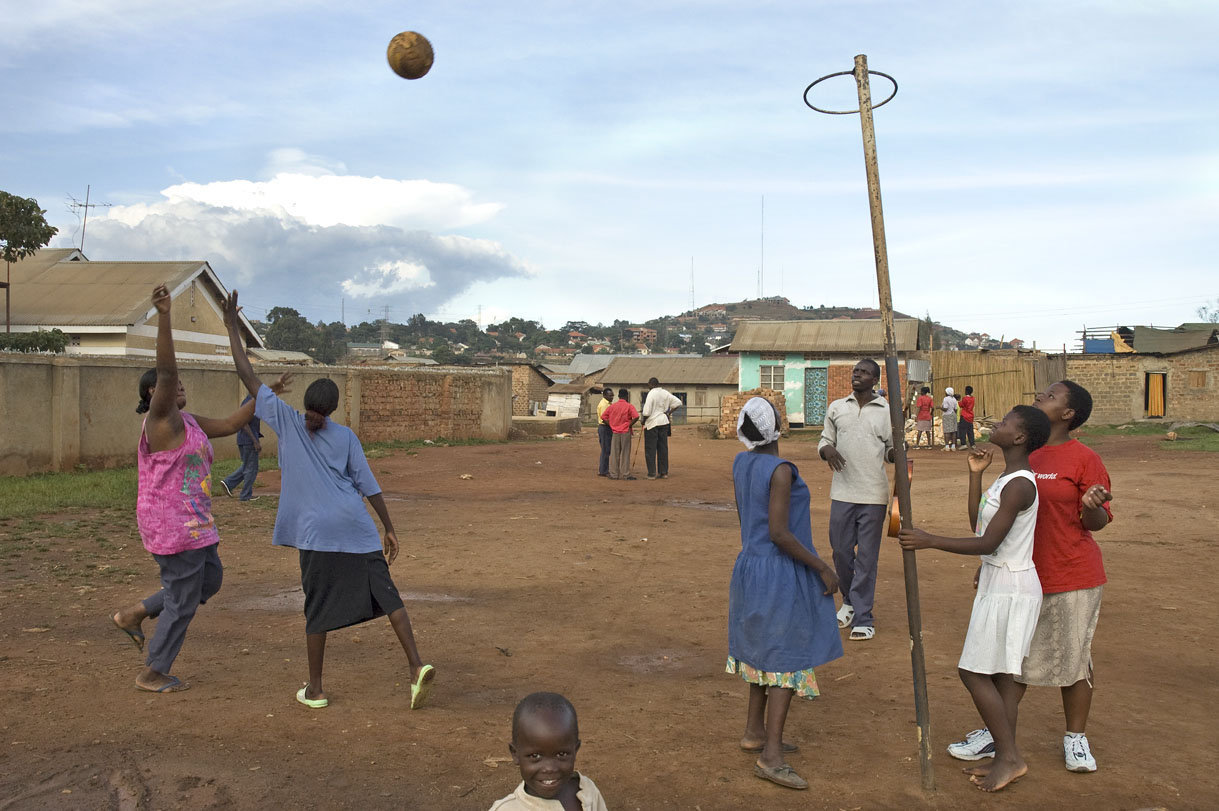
[111,284,286,693]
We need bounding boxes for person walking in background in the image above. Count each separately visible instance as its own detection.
[601,387,639,481]
[728,396,841,790]
[641,377,682,480]
[942,386,959,451]
[595,386,614,477]
[958,385,977,450]
[220,394,262,501]
[914,386,935,449]
[818,359,895,642]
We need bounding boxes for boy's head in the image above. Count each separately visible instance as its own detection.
[647,377,660,389]
[617,387,628,401]
[965,385,974,395]
[510,692,581,800]
[303,378,339,432]
[852,358,880,393]
[602,386,614,400]
[995,404,1051,454]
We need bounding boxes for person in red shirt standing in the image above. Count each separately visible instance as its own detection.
[958,386,977,450]
[600,387,640,480]
[914,387,935,449]
[947,380,1113,775]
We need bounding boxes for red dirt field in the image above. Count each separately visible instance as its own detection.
[1,427,1216,810]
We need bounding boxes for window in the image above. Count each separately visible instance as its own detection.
[760,364,784,390]
[694,387,707,407]
[1189,370,1208,388]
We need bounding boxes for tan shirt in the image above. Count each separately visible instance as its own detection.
[488,774,609,811]
[817,392,894,505]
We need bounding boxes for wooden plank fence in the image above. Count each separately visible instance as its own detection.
[928,350,1065,423]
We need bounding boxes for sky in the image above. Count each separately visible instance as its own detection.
[2,0,1216,349]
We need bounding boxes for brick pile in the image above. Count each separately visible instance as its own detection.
[718,388,789,439]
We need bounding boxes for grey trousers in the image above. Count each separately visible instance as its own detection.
[828,500,886,628]
[609,432,633,479]
[142,544,223,674]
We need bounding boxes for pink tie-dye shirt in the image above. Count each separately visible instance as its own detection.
[136,412,219,555]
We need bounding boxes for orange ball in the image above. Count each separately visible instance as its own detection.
[387,31,434,80]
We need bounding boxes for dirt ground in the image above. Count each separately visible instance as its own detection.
[1,426,1217,810]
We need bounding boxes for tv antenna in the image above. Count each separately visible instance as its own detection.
[67,185,112,253]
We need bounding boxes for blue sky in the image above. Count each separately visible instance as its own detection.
[3,1,1215,348]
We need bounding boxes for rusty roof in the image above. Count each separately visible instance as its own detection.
[730,319,925,352]
[599,356,739,385]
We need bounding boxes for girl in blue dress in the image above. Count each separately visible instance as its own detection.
[727,397,843,790]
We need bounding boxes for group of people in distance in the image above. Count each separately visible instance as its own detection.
[729,358,1112,793]
[914,384,978,451]
[110,290,1112,804]
[595,379,682,481]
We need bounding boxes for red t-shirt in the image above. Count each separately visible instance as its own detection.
[915,395,933,421]
[601,399,639,434]
[959,395,975,422]
[1029,439,1112,594]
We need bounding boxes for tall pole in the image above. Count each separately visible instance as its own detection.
[852,53,935,791]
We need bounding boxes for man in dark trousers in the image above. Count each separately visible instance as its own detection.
[220,395,262,501]
[641,377,682,480]
[596,386,615,477]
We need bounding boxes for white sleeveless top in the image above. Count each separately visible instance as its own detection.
[976,469,1038,571]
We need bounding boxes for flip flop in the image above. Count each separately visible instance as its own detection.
[753,762,808,790]
[112,614,145,652]
[410,664,435,710]
[741,741,799,754]
[136,675,189,693]
[296,683,328,709]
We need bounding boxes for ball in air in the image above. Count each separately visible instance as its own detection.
[387,31,434,80]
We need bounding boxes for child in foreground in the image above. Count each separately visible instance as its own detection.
[223,290,434,710]
[898,404,1051,792]
[489,692,608,810]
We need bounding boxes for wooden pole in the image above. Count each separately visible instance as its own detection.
[852,53,936,791]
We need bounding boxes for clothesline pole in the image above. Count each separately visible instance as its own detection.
[851,53,936,792]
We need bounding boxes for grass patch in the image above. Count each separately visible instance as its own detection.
[0,455,281,520]
[1078,424,1219,451]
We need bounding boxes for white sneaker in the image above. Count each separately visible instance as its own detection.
[1064,734,1097,772]
[837,603,854,629]
[947,728,995,761]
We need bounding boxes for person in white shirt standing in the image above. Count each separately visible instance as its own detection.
[817,359,895,641]
[641,377,683,480]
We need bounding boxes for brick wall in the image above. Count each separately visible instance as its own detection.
[1065,346,1219,424]
[356,368,507,442]
[510,365,550,416]
[826,360,908,404]
[718,388,789,439]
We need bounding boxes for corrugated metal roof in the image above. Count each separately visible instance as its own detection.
[730,319,924,352]
[599,356,739,385]
[1132,325,1219,353]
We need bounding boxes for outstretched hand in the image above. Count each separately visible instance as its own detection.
[270,372,294,395]
[222,290,242,331]
[966,447,993,474]
[152,284,172,314]
[897,527,934,551]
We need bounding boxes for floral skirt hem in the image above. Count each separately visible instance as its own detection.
[726,656,820,699]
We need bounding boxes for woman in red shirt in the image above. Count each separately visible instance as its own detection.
[958,386,976,449]
[948,381,1113,775]
[914,387,934,449]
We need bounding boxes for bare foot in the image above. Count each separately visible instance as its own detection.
[135,670,189,693]
[962,762,992,777]
[972,758,1027,792]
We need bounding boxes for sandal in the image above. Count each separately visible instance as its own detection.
[296,683,328,708]
[836,604,854,629]
[753,762,808,790]
[849,626,875,641]
[740,741,799,754]
[410,664,436,710]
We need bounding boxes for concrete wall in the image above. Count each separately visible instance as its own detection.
[1064,347,1219,424]
[0,355,511,476]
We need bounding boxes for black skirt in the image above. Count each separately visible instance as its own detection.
[299,549,405,634]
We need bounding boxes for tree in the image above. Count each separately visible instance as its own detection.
[1198,300,1219,324]
[0,191,59,332]
[265,309,317,354]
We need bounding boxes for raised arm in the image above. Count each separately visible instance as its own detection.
[144,284,186,452]
[966,448,994,532]
[193,374,292,440]
[222,290,263,398]
[899,477,1036,557]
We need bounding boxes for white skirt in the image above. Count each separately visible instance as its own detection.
[958,562,1042,675]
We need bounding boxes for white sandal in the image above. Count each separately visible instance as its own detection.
[849,626,875,641]
[837,604,854,629]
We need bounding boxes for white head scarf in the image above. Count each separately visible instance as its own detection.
[945,387,955,396]
[737,396,781,450]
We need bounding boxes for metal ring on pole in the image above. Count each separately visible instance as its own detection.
[803,69,898,115]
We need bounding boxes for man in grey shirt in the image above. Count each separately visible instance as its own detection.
[818,358,895,641]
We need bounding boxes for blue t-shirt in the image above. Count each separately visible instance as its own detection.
[255,384,383,553]
[236,395,261,447]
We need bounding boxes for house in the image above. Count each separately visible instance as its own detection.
[725,319,930,426]
[595,356,739,424]
[4,248,264,360]
[1066,339,1219,423]
[491,360,554,416]
[622,326,657,344]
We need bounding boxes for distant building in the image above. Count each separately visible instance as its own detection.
[622,326,657,344]
[595,356,739,424]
